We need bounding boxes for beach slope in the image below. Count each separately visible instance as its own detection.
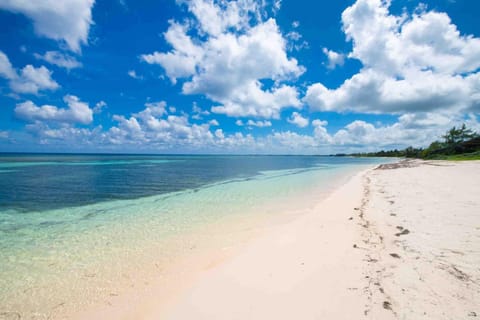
[158,160,480,319]
[362,160,480,319]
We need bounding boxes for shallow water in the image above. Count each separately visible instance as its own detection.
[0,154,388,318]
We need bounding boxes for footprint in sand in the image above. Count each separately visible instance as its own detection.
[395,229,410,237]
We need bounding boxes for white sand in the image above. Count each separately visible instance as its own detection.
[76,160,480,319]
[158,170,371,320]
[159,160,480,320]
[362,160,480,319]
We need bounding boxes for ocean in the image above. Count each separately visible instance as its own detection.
[0,154,387,318]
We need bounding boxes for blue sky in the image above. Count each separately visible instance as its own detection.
[0,0,479,154]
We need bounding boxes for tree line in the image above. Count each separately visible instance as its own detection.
[344,124,480,160]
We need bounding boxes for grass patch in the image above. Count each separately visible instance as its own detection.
[429,151,480,161]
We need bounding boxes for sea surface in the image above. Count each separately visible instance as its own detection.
[0,153,388,318]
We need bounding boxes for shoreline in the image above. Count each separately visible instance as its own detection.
[99,159,479,320]
[73,165,375,319]
[57,164,374,319]
[155,165,373,319]
[7,159,478,319]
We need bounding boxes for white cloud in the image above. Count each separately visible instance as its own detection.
[24,122,103,147]
[191,103,210,120]
[287,30,309,52]
[209,82,301,118]
[0,50,59,94]
[0,0,95,52]
[0,51,16,79]
[93,100,107,113]
[247,119,272,127]
[34,51,82,69]
[272,0,281,14]
[141,0,304,119]
[214,128,224,139]
[10,65,59,94]
[143,101,167,115]
[329,113,480,151]
[133,101,168,130]
[305,0,480,115]
[14,95,93,124]
[322,48,345,70]
[312,119,332,144]
[181,0,263,37]
[14,104,480,154]
[262,113,480,153]
[287,31,302,41]
[235,119,272,127]
[141,22,202,84]
[209,119,219,126]
[127,70,143,80]
[212,132,256,150]
[267,131,316,149]
[106,108,215,147]
[0,131,9,139]
[111,115,146,142]
[287,112,309,127]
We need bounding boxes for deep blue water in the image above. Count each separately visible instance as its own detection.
[0,153,385,212]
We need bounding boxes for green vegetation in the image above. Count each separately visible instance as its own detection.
[428,151,480,161]
[346,124,480,161]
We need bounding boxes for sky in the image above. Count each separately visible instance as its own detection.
[0,0,479,154]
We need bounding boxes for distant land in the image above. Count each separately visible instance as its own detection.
[339,124,480,161]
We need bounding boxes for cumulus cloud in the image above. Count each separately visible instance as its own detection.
[236,119,272,127]
[0,50,59,94]
[0,51,16,79]
[287,112,309,127]
[247,119,272,127]
[305,0,480,115]
[15,95,93,124]
[106,107,215,147]
[191,103,210,120]
[262,113,480,153]
[209,119,219,126]
[10,65,59,94]
[0,0,95,52]
[15,103,480,153]
[322,48,345,70]
[34,51,82,69]
[312,119,332,144]
[141,0,304,119]
[330,113,480,151]
[267,131,316,149]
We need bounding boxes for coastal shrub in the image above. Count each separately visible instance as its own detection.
[348,124,480,160]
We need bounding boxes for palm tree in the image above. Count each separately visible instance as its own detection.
[442,124,478,145]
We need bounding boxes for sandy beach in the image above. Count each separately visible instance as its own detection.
[71,160,480,319]
[148,160,479,320]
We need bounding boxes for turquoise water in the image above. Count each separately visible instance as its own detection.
[0,154,388,318]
